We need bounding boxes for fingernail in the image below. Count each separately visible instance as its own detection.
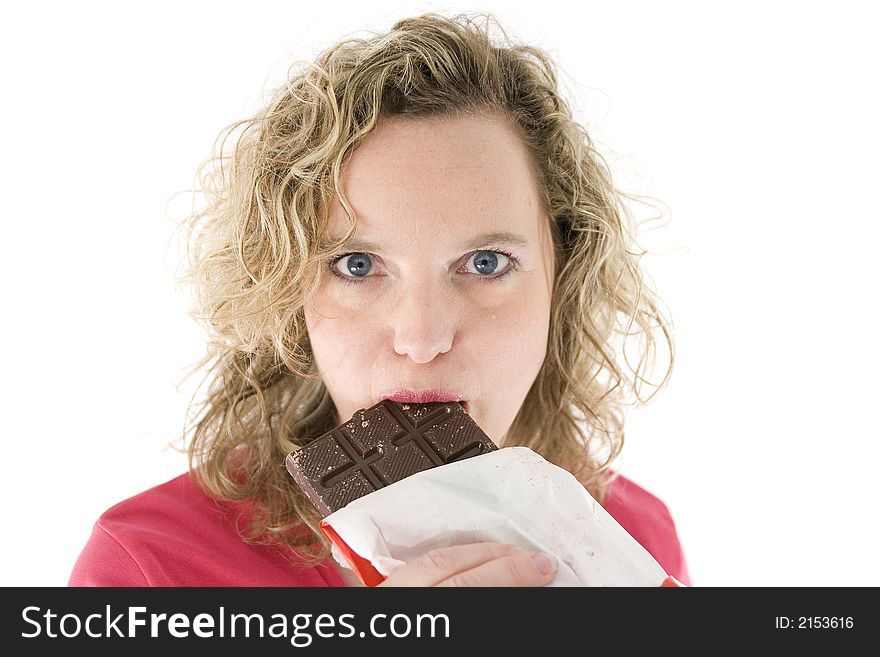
[531,552,557,576]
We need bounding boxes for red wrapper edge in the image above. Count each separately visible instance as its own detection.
[321,520,387,586]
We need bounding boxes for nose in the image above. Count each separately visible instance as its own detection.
[390,282,456,363]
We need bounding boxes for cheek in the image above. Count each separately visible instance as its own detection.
[469,288,550,445]
[304,289,382,375]
[477,288,551,364]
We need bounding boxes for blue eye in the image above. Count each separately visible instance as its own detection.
[335,253,372,277]
[467,250,508,275]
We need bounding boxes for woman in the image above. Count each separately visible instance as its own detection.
[70,12,690,587]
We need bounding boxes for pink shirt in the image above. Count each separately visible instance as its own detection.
[69,471,691,587]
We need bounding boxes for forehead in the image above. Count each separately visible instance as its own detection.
[325,113,547,249]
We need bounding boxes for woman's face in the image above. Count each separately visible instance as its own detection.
[304,113,555,446]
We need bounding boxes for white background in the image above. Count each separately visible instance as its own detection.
[2,0,877,587]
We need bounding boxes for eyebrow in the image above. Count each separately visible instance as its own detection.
[322,231,530,252]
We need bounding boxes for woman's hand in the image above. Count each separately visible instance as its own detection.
[377,542,558,587]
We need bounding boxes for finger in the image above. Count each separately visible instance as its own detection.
[378,542,527,587]
[436,550,558,587]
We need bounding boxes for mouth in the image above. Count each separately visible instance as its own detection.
[379,389,470,414]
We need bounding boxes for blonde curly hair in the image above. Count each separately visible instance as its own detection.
[174,12,674,563]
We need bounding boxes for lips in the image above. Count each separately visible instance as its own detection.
[379,389,470,414]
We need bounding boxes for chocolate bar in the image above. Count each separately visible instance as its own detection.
[286,400,497,517]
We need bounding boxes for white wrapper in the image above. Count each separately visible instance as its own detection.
[324,446,670,586]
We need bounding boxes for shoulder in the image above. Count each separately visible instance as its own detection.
[601,472,692,586]
[90,472,229,545]
[601,471,672,523]
[69,473,220,586]
[98,472,225,525]
[69,473,339,587]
